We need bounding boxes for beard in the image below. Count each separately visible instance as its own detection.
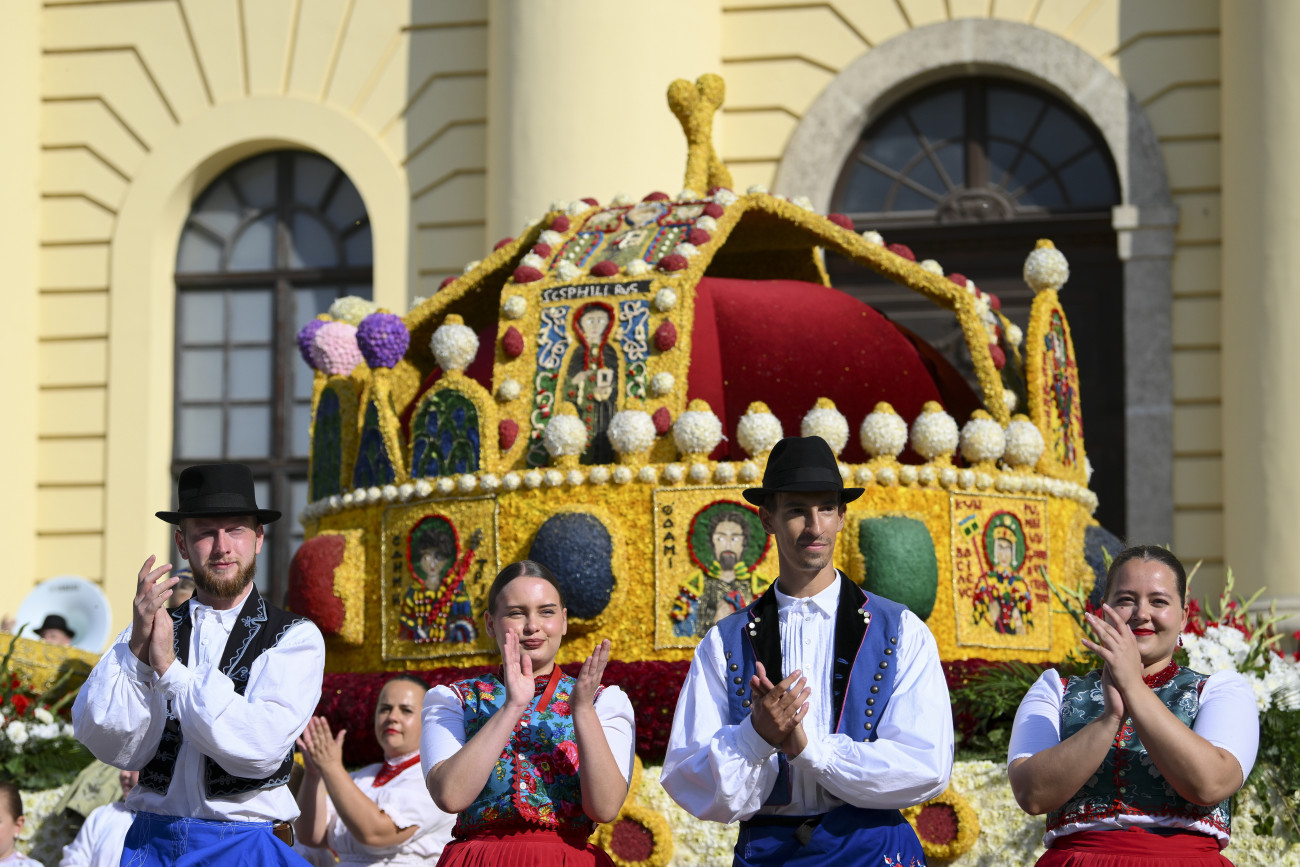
[718,551,740,571]
[192,556,257,600]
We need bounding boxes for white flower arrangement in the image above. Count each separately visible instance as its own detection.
[673,401,724,456]
[838,462,850,480]
[430,315,479,372]
[607,410,657,455]
[791,195,815,210]
[436,478,455,495]
[649,371,676,397]
[1003,416,1045,467]
[689,463,712,483]
[520,252,545,269]
[746,184,769,195]
[654,288,678,312]
[714,463,736,483]
[712,188,739,206]
[860,402,908,459]
[588,466,610,485]
[556,260,582,281]
[543,413,588,458]
[677,188,701,201]
[919,258,944,276]
[540,229,564,246]
[611,192,633,206]
[696,215,718,232]
[545,469,565,487]
[738,461,761,482]
[899,465,919,485]
[976,472,993,490]
[1023,241,1070,293]
[958,468,976,488]
[626,258,652,276]
[497,378,522,402]
[549,199,569,212]
[382,484,398,501]
[1005,322,1023,347]
[341,492,355,506]
[398,482,415,499]
[613,466,633,485]
[674,242,699,258]
[414,479,433,497]
[566,469,585,486]
[855,466,874,485]
[802,398,849,456]
[503,472,521,491]
[523,470,543,489]
[638,465,659,483]
[1002,389,1019,414]
[918,465,936,486]
[328,295,377,326]
[940,467,958,487]
[736,402,783,457]
[876,466,897,486]
[961,412,1006,463]
[410,296,427,310]
[462,259,481,274]
[566,200,590,215]
[481,473,500,492]
[663,463,685,483]
[457,474,478,493]
[367,486,382,503]
[861,230,883,245]
[909,401,959,460]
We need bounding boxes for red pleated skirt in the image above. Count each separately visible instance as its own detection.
[1036,828,1234,867]
[437,829,614,867]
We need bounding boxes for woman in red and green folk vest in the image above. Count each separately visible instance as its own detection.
[1007,546,1259,866]
[421,561,635,866]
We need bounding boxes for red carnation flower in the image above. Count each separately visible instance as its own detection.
[439,275,456,290]
[654,320,678,351]
[686,228,711,246]
[657,254,688,272]
[887,243,916,261]
[493,236,514,251]
[949,272,968,288]
[652,407,672,434]
[513,265,544,284]
[551,215,571,232]
[988,343,1006,370]
[580,197,599,207]
[642,191,670,202]
[590,260,619,277]
[532,243,552,258]
[827,213,854,230]
[502,326,524,358]
[12,694,30,716]
[499,419,519,450]
[703,202,725,218]
[987,293,1002,311]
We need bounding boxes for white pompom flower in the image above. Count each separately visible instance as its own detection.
[588,466,610,485]
[638,465,658,483]
[520,253,545,269]
[919,259,943,276]
[747,184,769,195]
[1005,322,1023,347]
[613,466,633,485]
[502,294,527,319]
[497,378,522,402]
[861,230,883,245]
[556,260,582,281]
[1023,240,1070,293]
[860,402,908,459]
[696,215,718,232]
[802,398,849,456]
[430,314,479,372]
[626,259,652,276]
[736,402,783,457]
[663,463,685,483]
[673,400,724,456]
[689,463,712,483]
[458,474,478,493]
[502,472,521,491]
[1002,389,1019,414]
[654,288,678,312]
[543,411,588,458]
[1004,415,1045,468]
[738,461,761,482]
[607,410,657,456]
[908,401,958,461]
[715,463,736,483]
[649,371,676,397]
[328,296,378,327]
[540,229,564,246]
[960,411,1006,464]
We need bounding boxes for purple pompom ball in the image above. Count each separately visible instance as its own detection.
[356,313,411,369]
[297,319,327,368]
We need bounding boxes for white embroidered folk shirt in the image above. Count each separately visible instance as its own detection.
[59,801,134,867]
[72,598,325,823]
[660,578,953,823]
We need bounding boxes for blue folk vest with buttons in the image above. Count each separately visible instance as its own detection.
[138,586,307,798]
[715,571,904,807]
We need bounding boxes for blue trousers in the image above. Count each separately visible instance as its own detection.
[120,812,310,867]
[734,804,927,867]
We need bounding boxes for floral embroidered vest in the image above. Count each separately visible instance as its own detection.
[1047,665,1231,838]
[450,668,603,838]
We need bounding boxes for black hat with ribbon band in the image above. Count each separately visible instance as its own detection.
[742,436,864,507]
[155,463,281,525]
[37,614,76,639]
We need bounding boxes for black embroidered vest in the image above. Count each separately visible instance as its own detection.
[138,586,308,798]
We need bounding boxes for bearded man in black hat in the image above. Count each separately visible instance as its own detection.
[73,463,325,866]
[661,437,953,867]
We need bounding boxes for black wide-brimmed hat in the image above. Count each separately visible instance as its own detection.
[37,614,76,639]
[742,436,864,506]
[155,463,281,525]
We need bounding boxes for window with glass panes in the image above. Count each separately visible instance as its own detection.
[173,151,372,602]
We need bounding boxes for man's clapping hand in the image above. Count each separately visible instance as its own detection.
[749,661,810,757]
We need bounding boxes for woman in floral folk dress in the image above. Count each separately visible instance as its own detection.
[1007,546,1259,866]
[422,560,635,866]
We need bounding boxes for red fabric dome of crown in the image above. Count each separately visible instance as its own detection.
[685,276,981,463]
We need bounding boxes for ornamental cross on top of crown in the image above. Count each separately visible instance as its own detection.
[668,74,734,195]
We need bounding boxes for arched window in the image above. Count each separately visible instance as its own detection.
[828,78,1126,532]
[173,150,372,601]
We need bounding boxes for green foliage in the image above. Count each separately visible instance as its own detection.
[1,631,94,790]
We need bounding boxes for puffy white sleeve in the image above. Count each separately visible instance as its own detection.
[1193,669,1259,780]
[71,627,169,770]
[420,685,466,780]
[788,610,953,809]
[594,685,637,784]
[659,627,781,824]
[156,620,325,778]
[1007,668,1065,765]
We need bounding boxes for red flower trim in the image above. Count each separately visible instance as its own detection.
[949,272,968,288]
[652,407,672,435]
[532,243,552,258]
[439,276,456,290]
[686,228,712,246]
[888,243,916,261]
[502,326,524,358]
[551,215,571,232]
[513,265,544,284]
[988,344,1006,370]
[657,254,688,272]
[642,191,670,202]
[703,202,725,218]
[493,237,514,251]
[654,320,678,352]
[988,293,1002,311]
[827,213,854,230]
[580,197,599,207]
[499,419,519,451]
[590,260,619,277]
